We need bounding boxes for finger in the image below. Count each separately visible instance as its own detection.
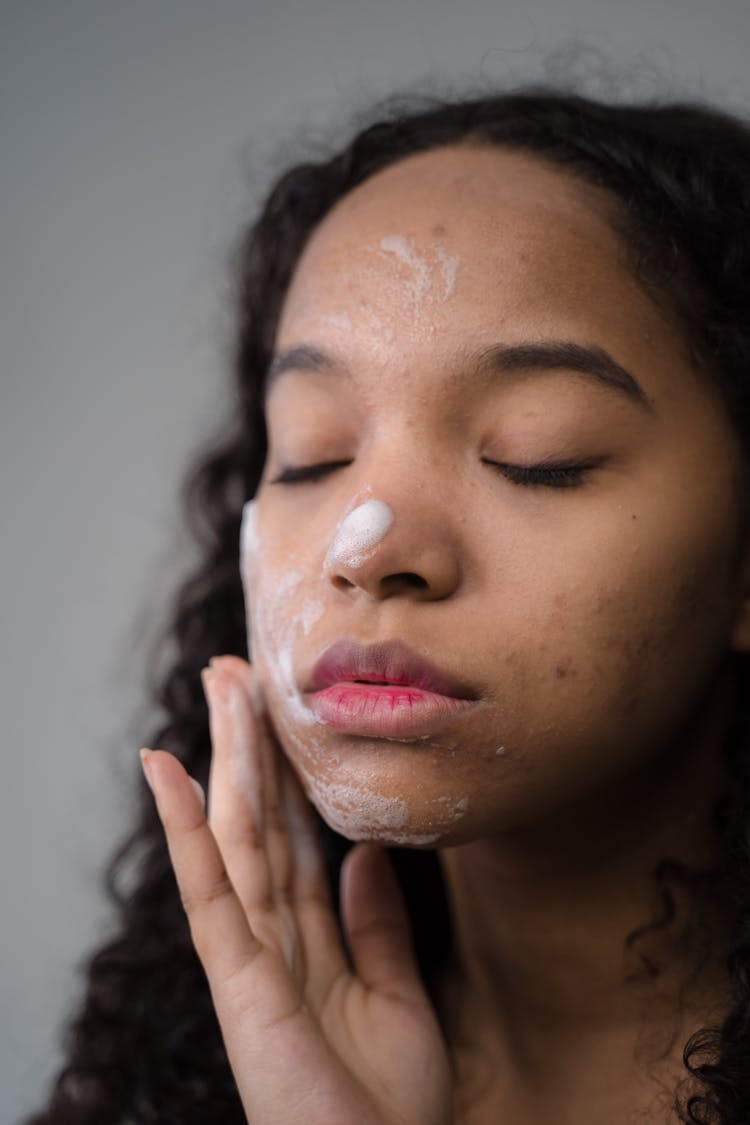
[207,662,349,1002]
[279,757,330,904]
[208,656,284,828]
[340,844,425,1005]
[140,747,263,986]
[278,758,351,1008]
[210,658,292,902]
[204,661,263,830]
[203,665,279,916]
[208,653,261,712]
[207,657,351,1009]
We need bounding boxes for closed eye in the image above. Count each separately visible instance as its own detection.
[270,459,595,488]
[269,460,351,484]
[484,460,592,488]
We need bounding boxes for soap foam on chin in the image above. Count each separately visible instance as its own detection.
[301,767,471,847]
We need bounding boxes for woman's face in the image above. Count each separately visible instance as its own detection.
[244,144,750,847]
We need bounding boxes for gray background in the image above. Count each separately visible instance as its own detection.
[4,1,750,1119]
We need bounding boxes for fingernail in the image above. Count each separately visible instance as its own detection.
[139,747,155,793]
[190,776,206,810]
[202,667,235,709]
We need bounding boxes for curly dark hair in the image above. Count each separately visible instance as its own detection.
[23,85,750,1124]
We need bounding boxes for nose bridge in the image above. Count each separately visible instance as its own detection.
[360,416,457,525]
[368,413,448,495]
[322,432,462,600]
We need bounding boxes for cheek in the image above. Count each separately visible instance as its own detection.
[240,524,320,735]
[249,568,306,715]
[501,515,739,752]
[454,549,731,834]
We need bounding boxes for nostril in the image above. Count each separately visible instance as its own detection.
[331,574,357,591]
[382,572,429,591]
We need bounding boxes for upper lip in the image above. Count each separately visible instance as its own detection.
[308,639,478,699]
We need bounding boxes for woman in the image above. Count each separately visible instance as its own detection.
[26,87,750,1123]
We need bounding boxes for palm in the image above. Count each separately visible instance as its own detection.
[142,655,452,1125]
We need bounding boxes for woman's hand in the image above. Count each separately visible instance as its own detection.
[140,655,452,1125]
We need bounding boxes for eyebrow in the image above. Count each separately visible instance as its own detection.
[267,344,332,387]
[266,339,653,411]
[475,340,653,410]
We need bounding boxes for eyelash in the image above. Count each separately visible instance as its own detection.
[271,460,352,485]
[270,459,590,489]
[487,461,588,488]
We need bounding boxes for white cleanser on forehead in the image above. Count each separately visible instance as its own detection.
[324,498,394,570]
[378,235,460,301]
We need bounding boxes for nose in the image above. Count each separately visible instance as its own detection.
[323,497,461,602]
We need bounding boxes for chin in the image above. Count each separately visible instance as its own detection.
[297,764,471,848]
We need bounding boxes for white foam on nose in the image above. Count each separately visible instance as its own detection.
[325,499,394,569]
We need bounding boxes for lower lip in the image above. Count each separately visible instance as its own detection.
[309,683,475,737]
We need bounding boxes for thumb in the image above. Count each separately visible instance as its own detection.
[340,844,424,1004]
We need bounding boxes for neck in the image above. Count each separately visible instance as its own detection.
[436,672,736,1121]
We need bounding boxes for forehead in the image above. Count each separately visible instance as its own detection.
[279,146,627,322]
[274,144,694,402]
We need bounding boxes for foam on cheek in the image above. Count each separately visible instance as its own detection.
[325,499,394,570]
[240,499,318,727]
[239,500,259,658]
[240,499,260,560]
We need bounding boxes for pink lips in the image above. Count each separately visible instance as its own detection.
[308,640,479,737]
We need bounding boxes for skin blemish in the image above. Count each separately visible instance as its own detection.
[325,498,394,569]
